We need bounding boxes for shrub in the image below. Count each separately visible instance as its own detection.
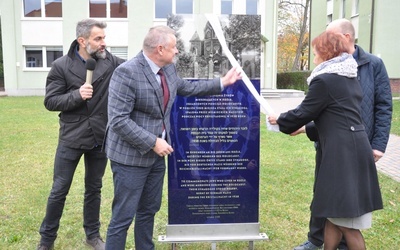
[277,71,311,93]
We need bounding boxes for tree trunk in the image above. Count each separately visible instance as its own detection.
[291,0,310,71]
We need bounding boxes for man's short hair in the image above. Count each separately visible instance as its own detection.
[76,19,107,39]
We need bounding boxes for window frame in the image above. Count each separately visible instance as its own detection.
[246,0,258,15]
[340,0,346,18]
[221,0,233,15]
[351,0,359,17]
[24,46,63,70]
[154,0,194,20]
[89,0,128,19]
[108,46,129,60]
[22,0,63,19]
[326,0,333,25]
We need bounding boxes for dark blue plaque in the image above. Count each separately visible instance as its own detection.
[168,79,260,225]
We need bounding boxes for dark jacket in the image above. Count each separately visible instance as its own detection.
[306,46,392,152]
[356,45,392,153]
[278,73,383,218]
[44,40,125,149]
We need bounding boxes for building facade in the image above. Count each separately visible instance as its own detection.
[0,0,278,96]
[310,0,400,82]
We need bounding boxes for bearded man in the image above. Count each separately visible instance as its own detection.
[37,19,125,250]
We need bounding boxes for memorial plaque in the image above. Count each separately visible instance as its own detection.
[168,80,260,225]
[161,14,266,243]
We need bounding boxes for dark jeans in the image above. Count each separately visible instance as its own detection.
[39,144,107,245]
[105,158,165,250]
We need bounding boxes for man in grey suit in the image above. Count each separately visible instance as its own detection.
[104,25,242,250]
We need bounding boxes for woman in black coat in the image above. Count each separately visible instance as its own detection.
[268,31,383,250]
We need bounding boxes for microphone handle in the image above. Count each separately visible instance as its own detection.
[86,70,93,85]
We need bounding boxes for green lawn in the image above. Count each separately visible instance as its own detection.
[0,97,399,250]
[391,98,400,135]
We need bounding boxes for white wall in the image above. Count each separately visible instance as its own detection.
[1,0,279,95]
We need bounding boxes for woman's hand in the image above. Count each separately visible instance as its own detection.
[267,114,278,125]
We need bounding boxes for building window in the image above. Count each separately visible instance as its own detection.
[327,0,333,24]
[46,47,63,67]
[327,14,333,24]
[221,0,232,15]
[90,0,106,17]
[155,0,193,19]
[340,0,346,18]
[23,0,62,18]
[26,48,43,67]
[26,55,41,67]
[25,46,63,68]
[155,0,172,18]
[90,0,128,18]
[176,0,193,14]
[109,47,128,60]
[110,0,128,17]
[246,0,258,15]
[352,0,359,16]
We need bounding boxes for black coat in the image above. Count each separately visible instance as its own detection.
[44,40,125,149]
[277,73,383,218]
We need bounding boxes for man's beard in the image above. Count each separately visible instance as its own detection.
[86,43,106,60]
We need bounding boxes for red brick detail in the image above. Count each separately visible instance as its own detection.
[390,79,400,95]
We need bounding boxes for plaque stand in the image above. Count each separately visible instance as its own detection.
[160,13,267,250]
[158,223,268,249]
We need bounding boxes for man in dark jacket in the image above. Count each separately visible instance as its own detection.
[37,19,125,250]
[293,19,392,250]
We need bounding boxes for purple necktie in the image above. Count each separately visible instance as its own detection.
[157,69,169,111]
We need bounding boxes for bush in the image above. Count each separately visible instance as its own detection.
[277,71,311,93]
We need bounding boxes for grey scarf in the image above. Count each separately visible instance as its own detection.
[307,53,358,85]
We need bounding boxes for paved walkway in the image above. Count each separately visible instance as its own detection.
[375,134,400,182]
[264,97,400,183]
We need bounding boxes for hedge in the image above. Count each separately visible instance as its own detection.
[277,71,311,93]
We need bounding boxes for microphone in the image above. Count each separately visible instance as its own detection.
[85,58,97,85]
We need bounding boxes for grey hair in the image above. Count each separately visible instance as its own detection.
[142,25,176,52]
[76,19,107,39]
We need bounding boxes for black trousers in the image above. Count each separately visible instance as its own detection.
[308,216,325,246]
[39,144,107,245]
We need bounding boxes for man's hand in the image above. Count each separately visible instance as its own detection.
[290,126,306,136]
[221,67,242,87]
[247,159,257,170]
[372,149,384,162]
[153,138,174,157]
[80,83,93,100]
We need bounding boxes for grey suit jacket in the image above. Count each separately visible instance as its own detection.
[105,52,222,167]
